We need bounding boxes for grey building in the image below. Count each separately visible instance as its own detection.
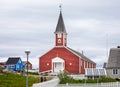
[105,46,120,79]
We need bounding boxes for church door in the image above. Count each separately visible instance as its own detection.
[53,62,63,72]
[52,57,64,73]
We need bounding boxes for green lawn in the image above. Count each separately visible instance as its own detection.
[0,73,40,87]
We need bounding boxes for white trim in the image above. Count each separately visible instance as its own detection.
[63,34,67,46]
[79,57,81,73]
[55,34,57,46]
[52,57,65,73]
[55,46,66,48]
[52,57,64,63]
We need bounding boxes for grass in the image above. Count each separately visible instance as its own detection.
[0,73,40,87]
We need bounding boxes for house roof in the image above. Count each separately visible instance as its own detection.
[0,62,6,65]
[23,61,31,65]
[67,47,96,64]
[54,11,67,34]
[106,47,120,68]
[5,57,21,65]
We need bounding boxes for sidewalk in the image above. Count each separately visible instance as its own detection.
[33,77,59,87]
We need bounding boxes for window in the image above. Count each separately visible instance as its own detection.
[113,69,118,75]
[17,65,19,68]
[58,39,61,43]
[10,65,14,68]
[58,33,61,38]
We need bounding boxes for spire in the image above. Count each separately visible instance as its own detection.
[54,6,67,34]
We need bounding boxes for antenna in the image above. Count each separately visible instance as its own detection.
[106,34,109,58]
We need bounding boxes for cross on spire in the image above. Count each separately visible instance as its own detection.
[59,0,62,11]
[59,3,62,11]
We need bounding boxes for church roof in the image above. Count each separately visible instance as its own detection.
[54,11,67,34]
[67,47,96,64]
[106,46,120,68]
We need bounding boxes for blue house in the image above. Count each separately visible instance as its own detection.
[5,57,23,71]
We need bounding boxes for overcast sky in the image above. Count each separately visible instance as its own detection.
[0,0,120,68]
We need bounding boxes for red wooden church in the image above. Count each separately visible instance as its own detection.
[39,10,96,74]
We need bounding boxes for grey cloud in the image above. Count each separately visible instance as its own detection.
[0,0,120,68]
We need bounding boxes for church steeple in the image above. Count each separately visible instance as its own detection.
[54,7,67,47]
[55,11,67,34]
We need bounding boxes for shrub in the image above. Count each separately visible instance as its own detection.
[28,72,39,75]
[99,77,116,83]
[0,66,4,73]
[58,71,118,84]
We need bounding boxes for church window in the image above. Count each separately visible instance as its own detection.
[58,39,61,43]
[69,63,72,66]
[47,63,49,66]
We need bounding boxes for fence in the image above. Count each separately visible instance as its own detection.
[57,82,120,87]
[33,77,59,87]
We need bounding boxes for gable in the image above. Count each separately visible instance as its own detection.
[39,47,79,61]
[52,57,64,63]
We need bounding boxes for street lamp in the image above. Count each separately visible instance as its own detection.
[25,49,30,87]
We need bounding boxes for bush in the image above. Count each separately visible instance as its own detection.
[0,66,4,73]
[99,77,116,83]
[58,71,118,84]
[28,72,39,75]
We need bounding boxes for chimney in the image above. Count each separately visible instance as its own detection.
[117,46,120,48]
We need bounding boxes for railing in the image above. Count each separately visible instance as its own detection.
[57,82,120,87]
[32,77,59,87]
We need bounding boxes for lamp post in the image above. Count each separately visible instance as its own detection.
[25,50,30,87]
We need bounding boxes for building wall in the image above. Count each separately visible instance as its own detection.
[14,59,23,71]
[106,68,120,79]
[24,62,32,70]
[80,59,96,74]
[39,47,95,74]
[40,47,80,74]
